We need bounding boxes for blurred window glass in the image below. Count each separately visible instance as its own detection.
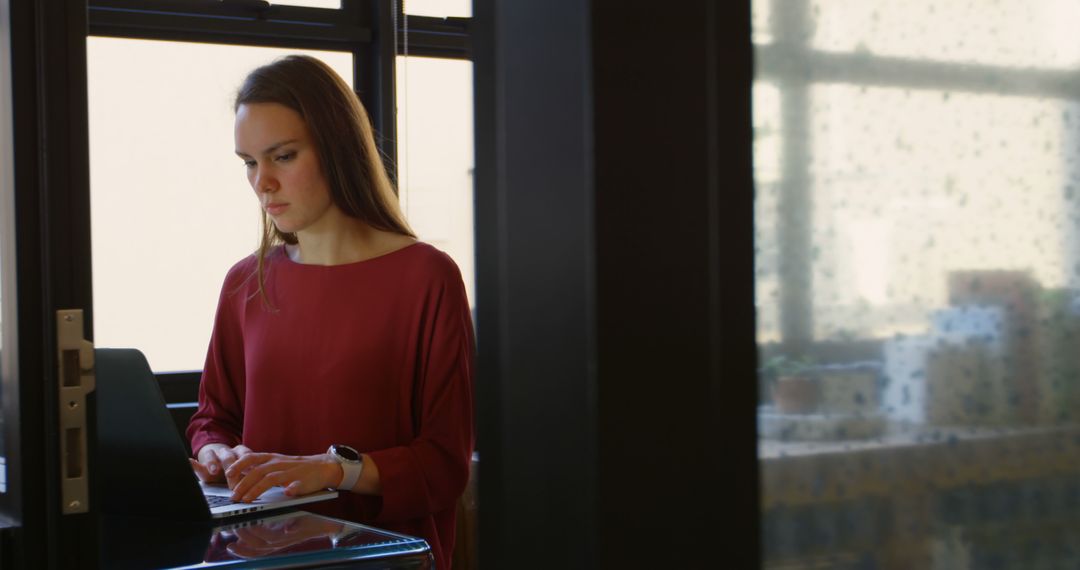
[755,1,1080,567]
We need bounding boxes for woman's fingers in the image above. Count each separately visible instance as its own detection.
[214,446,243,472]
[225,452,273,490]
[193,444,252,483]
[283,480,304,496]
[227,453,279,497]
[228,455,331,502]
[235,470,287,503]
[197,443,229,476]
[190,458,219,482]
[282,473,326,497]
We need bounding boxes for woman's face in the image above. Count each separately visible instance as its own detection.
[234,102,335,236]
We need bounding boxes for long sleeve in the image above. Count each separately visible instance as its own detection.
[367,258,476,524]
[186,260,252,455]
[186,243,473,570]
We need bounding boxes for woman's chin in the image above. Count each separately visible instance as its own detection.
[272,220,301,235]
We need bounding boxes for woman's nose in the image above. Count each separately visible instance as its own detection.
[254,167,277,193]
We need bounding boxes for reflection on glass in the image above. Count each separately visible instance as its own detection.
[209,515,343,560]
[395,56,475,307]
[104,511,430,568]
[87,38,352,372]
[755,0,1080,567]
[204,512,409,562]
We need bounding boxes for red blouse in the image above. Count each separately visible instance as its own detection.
[187,243,475,569]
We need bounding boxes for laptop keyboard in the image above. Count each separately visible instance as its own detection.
[205,495,236,508]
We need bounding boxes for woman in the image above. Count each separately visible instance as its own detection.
[187,55,475,570]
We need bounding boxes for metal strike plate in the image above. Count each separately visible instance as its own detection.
[56,309,94,515]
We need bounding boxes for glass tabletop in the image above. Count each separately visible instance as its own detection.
[102,510,432,569]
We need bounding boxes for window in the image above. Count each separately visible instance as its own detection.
[87,38,353,372]
[395,55,475,306]
[756,1,1080,567]
[401,0,470,19]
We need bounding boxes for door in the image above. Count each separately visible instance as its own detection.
[1,0,98,567]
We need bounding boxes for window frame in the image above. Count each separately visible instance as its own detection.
[0,0,17,527]
[397,15,470,59]
[393,1,470,60]
[4,0,97,563]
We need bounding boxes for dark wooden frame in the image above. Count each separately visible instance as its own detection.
[472,1,757,567]
[5,0,97,567]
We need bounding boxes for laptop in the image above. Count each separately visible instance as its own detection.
[96,348,337,521]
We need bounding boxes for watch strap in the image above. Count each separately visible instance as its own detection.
[328,445,364,491]
[337,458,363,490]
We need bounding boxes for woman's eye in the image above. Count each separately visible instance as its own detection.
[274,152,295,163]
[243,160,256,169]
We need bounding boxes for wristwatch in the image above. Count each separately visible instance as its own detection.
[327,444,364,491]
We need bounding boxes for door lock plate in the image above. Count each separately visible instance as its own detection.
[56,309,94,515]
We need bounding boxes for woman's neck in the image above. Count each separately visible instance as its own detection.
[288,215,414,266]
[290,216,376,266]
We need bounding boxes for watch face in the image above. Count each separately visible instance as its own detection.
[333,445,360,462]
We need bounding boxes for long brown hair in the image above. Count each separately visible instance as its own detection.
[235,55,414,306]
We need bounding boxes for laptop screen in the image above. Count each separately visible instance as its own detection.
[96,348,210,521]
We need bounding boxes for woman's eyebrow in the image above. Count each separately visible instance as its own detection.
[235,138,299,158]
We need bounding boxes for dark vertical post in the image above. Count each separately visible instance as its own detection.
[475,0,756,568]
[473,0,597,567]
[0,0,21,550]
[361,0,397,182]
[9,0,97,567]
[591,0,757,566]
[712,1,763,566]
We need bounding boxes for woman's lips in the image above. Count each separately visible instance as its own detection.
[265,203,288,215]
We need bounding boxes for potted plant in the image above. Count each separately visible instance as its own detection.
[762,355,819,414]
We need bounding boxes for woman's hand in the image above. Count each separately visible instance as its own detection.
[190,443,253,485]
[225,452,342,502]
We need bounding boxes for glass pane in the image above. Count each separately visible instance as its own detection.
[395,56,475,307]
[404,0,471,19]
[810,0,1080,68]
[271,1,340,8]
[87,38,352,372]
[756,0,1080,567]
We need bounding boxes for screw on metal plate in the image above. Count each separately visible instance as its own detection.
[64,315,73,322]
